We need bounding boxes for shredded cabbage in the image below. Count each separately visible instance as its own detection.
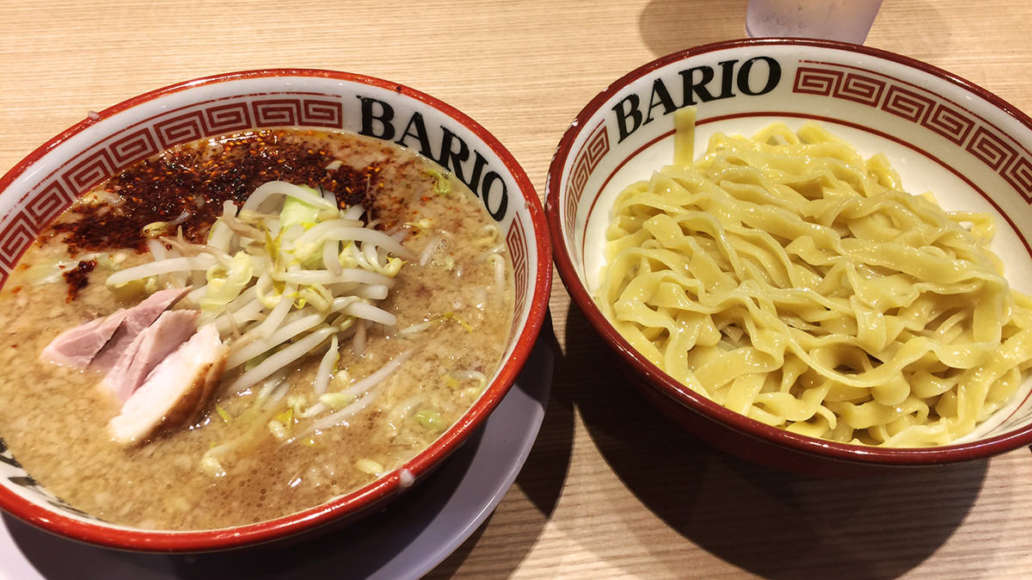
[280,193,323,230]
[241,181,336,214]
[201,251,253,312]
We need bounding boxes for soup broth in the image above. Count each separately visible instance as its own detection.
[0,129,513,529]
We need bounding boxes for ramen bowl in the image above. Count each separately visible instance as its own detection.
[546,38,1032,474]
[0,69,551,550]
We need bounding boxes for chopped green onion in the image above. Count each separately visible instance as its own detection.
[355,458,384,475]
[267,420,289,441]
[200,455,226,478]
[286,395,308,415]
[331,369,351,389]
[297,284,334,312]
[415,409,444,431]
[215,405,233,424]
[383,257,404,276]
[444,312,473,332]
[275,407,294,425]
[267,408,295,440]
[142,221,172,238]
[424,169,452,196]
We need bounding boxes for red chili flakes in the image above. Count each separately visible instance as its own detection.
[62,259,96,302]
[50,130,385,255]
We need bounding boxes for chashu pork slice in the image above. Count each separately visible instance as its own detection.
[40,308,128,368]
[109,324,227,446]
[90,287,191,372]
[101,310,199,402]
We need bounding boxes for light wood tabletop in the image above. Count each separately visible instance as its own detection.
[2,1,1032,578]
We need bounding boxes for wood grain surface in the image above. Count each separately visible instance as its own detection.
[2,1,1032,578]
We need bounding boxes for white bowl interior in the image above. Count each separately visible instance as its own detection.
[0,73,544,534]
[554,43,1032,446]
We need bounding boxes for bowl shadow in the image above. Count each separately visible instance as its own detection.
[562,302,987,579]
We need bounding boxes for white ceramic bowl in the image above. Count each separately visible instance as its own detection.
[0,69,552,550]
[547,39,1032,473]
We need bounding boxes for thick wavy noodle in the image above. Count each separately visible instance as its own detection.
[598,114,1032,446]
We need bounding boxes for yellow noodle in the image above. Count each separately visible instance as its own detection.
[598,110,1032,446]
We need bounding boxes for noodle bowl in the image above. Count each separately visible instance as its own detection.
[0,70,551,550]
[548,39,1032,472]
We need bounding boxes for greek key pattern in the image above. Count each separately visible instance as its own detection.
[25,181,77,226]
[565,121,610,234]
[0,214,38,270]
[155,102,253,147]
[0,94,347,284]
[793,64,1032,203]
[882,85,935,123]
[61,147,117,193]
[967,125,1018,169]
[506,216,529,341]
[252,98,343,128]
[109,127,160,165]
[792,67,888,106]
[926,103,976,145]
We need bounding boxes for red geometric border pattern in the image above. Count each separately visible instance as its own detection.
[564,122,610,234]
[302,100,344,127]
[252,100,302,126]
[881,85,934,123]
[0,94,349,285]
[25,181,76,225]
[205,103,253,134]
[506,216,528,342]
[252,98,343,128]
[61,148,116,193]
[834,73,885,106]
[109,128,159,166]
[925,103,975,145]
[155,111,207,147]
[0,213,38,271]
[1003,156,1032,198]
[793,63,1032,203]
[967,125,1017,170]
[792,67,841,96]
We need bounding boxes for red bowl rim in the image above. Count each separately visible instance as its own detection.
[546,37,1032,466]
[0,68,552,551]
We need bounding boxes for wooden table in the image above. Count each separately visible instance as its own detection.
[2,1,1031,577]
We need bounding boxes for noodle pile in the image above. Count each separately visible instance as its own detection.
[598,111,1032,446]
